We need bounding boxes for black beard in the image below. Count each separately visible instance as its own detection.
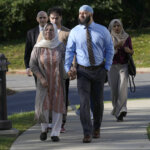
[78,15,91,26]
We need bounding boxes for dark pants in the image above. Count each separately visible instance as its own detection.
[62,78,70,127]
[77,65,106,136]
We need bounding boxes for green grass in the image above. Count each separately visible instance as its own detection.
[0,39,25,69]
[0,111,36,150]
[6,88,16,95]
[128,28,150,67]
[0,28,150,69]
[147,123,150,140]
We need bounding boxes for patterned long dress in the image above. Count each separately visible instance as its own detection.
[30,43,66,123]
[41,47,65,113]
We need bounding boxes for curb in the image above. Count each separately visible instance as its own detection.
[7,68,150,74]
[7,69,26,75]
[136,68,150,73]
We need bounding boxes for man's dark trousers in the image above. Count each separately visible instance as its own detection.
[77,65,107,136]
[62,78,70,126]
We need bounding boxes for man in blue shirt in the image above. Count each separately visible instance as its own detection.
[64,5,114,143]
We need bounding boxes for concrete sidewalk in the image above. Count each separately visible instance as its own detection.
[10,99,150,150]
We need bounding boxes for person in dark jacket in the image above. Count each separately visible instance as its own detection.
[24,11,48,84]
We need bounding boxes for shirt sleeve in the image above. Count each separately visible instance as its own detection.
[64,30,76,73]
[103,29,114,71]
[24,31,32,68]
[127,36,133,50]
[29,47,41,75]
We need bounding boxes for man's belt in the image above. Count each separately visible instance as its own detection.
[78,62,105,71]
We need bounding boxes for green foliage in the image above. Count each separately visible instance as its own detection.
[0,111,36,150]
[121,0,150,28]
[0,0,35,40]
[0,0,122,40]
[0,0,150,47]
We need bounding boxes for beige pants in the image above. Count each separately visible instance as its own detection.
[108,64,128,117]
[41,111,62,136]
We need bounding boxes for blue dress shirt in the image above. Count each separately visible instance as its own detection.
[64,22,114,72]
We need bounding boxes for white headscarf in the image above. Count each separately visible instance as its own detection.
[34,23,61,49]
[108,19,129,46]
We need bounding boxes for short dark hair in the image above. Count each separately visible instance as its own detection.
[47,7,62,17]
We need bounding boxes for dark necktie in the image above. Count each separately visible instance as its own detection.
[86,27,95,65]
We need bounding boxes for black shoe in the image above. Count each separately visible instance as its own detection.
[122,112,127,117]
[83,135,92,143]
[117,111,127,122]
[40,132,47,141]
[117,112,124,122]
[93,129,100,138]
[51,136,60,142]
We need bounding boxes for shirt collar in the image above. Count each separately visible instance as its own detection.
[39,25,47,32]
[88,21,94,29]
[79,21,94,29]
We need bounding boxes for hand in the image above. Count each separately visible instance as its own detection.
[70,67,77,80]
[26,68,32,76]
[124,47,133,54]
[40,78,48,88]
[68,67,77,80]
[104,68,108,72]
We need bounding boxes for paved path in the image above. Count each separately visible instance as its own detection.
[10,99,150,150]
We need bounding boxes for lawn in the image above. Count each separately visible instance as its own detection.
[0,28,150,69]
[0,39,25,69]
[147,124,150,140]
[129,28,150,67]
[0,111,36,150]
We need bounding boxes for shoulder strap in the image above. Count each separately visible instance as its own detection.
[129,75,136,93]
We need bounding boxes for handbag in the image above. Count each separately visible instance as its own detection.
[127,54,136,92]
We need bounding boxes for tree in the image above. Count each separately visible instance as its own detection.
[121,0,150,28]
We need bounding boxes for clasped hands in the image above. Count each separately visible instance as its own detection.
[67,67,77,80]
[37,66,77,88]
[115,41,133,54]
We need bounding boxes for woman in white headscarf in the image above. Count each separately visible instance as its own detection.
[108,19,134,122]
[30,23,66,142]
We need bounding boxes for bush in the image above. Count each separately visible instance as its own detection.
[0,0,122,40]
[1,0,150,41]
[0,0,35,40]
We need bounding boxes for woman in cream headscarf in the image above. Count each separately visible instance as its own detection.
[108,19,134,122]
[30,23,66,142]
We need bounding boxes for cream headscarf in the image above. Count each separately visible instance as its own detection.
[108,19,129,46]
[34,23,61,49]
